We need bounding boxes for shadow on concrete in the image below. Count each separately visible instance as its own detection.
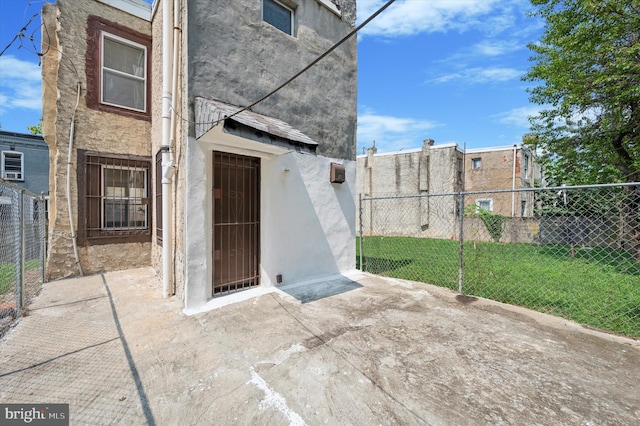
[0,338,119,378]
[101,275,156,426]
[455,295,479,304]
[29,295,108,311]
[279,277,363,304]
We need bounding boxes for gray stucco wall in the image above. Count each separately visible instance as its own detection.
[0,131,49,195]
[187,0,357,160]
[356,142,464,239]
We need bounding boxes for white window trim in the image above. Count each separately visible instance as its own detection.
[471,157,482,170]
[317,0,341,16]
[263,0,295,36]
[476,198,493,212]
[100,31,147,112]
[1,151,24,180]
[101,164,148,230]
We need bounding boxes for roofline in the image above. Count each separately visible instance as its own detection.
[0,130,45,142]
[97,0,152,21]
[465,144,523,154]
[356,143,473,158]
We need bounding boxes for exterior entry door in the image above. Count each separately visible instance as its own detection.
[212,152,260,295]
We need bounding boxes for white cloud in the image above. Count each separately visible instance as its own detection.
[0,56,41,80]
[357,108,440,153]
[0,55,42,115]
[358,0,512,38]
[493,106,541,128]
[430,67,522,85]
[472,40,522,57]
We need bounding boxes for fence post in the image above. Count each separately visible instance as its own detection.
[457,192,464,294]
[358,193,364,272]
[40,193,47,285]
[15,189,25,316]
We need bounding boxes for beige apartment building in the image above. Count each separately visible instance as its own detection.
[356,138,542,239]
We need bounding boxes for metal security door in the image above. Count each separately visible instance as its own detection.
[212,152,260,295]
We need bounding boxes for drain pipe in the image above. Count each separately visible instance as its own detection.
[67,82,83,276]
[166,0,182,294]
[161,0,174,297]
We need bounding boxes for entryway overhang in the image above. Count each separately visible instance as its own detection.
[195,97,318,157]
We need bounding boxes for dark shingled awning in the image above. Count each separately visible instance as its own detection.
[194,97,318,154]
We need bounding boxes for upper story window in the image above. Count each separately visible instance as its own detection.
[476,198,493,212]
[317,0,341,16]
[86,16,152,121]
[101,33,147,112]
[263,0,295,35]
[471,158,482,170]
[523,153,530,180]
[1,151,24,181]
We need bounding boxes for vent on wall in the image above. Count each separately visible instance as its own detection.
[3,172,23,180]
[330,162,345,184]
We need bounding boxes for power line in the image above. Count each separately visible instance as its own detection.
[216,0,398,126]
[0,13,39,57]
[2,0,398,131]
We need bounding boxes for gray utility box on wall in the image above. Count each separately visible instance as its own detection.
[330,162,345,184]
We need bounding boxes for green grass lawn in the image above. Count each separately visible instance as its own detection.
[357,236,640,338]
[0,259,41,294]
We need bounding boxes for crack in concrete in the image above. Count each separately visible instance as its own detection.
[247,366,306,426]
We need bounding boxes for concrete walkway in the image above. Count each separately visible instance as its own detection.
[0,268,638,425]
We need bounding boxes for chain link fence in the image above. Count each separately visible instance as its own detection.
[0,179,47,337]
[358,183,640,338]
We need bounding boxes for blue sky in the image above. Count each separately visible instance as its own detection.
[357,0,545,153]
[0,0,544,153]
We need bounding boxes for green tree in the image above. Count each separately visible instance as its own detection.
[524,0,640,184]
[27,118,42,135]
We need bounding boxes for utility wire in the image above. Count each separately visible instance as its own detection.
[1,0,398,129]
[219,0,397,125]
[0,13,39,57]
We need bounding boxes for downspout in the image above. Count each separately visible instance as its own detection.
[67,82,83,276]
[511,144,517,217]
[166,0,181,294]
[161,0,175,297]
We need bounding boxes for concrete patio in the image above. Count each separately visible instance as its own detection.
[1,267,638,425]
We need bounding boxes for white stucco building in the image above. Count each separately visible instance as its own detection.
[42,0,358,312]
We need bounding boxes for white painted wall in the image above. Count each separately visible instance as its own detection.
[183,136,356,312]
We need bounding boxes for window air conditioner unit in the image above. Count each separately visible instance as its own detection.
[4,172,22,180]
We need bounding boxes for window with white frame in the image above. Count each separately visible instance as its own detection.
[102,166,148,230]
[471,157,482,170]
[263,0,294,35]
[476,198,493,212]
[1,151,24,180]
[86,17,151,120]
[101,33,147,112]
[523,153,530,180]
